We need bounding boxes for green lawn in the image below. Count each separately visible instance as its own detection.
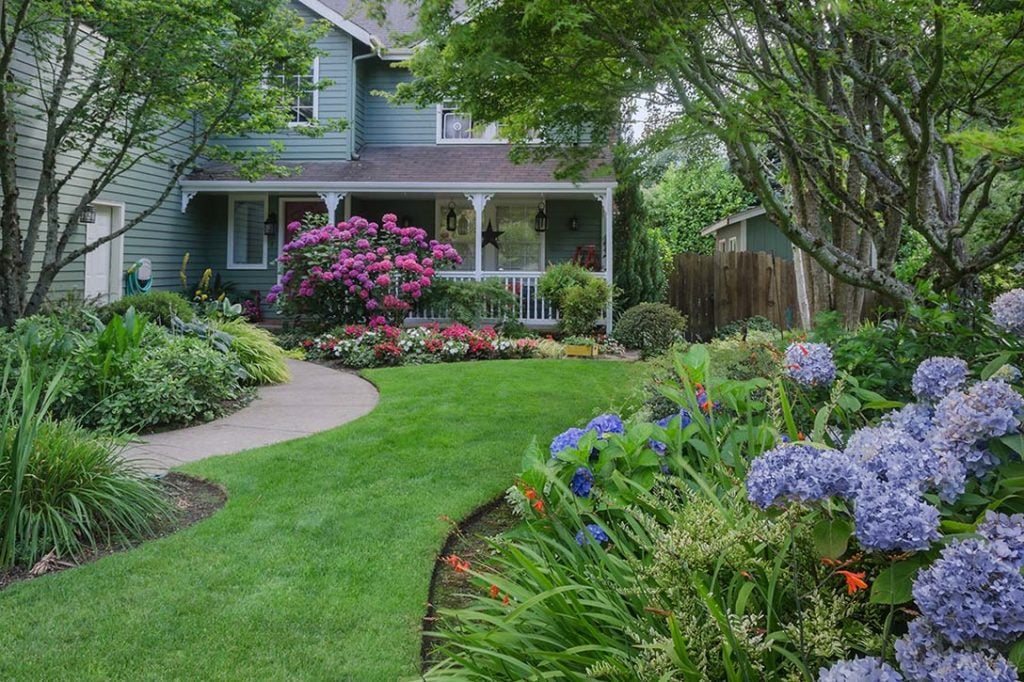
[0,360,641,680]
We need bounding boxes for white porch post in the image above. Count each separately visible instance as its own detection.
[466,193,493,281]
[318,192,345,226]
[595,188,615,333]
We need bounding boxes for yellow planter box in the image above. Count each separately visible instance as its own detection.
[565,344,599,358]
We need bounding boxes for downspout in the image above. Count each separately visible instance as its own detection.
[350,52,377,160]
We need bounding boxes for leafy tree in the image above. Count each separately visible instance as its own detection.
[646,161,754,256]
[0,0,338,326]
[393,0,1024,323]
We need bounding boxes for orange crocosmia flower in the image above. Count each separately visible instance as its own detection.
[533,499,545,512]
[797,432,806,441]
[455,560,471,573]
[836,570,868,594]
[444,555,459,568]
[489,584,500,599]
[502,594,510,606]
[799,344,809,355]
[524,488,537,500]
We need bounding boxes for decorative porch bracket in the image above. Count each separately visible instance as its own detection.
[180,190,197,214]
[318,192,345,226]
[465,193,493,278]
[594,189,615,333]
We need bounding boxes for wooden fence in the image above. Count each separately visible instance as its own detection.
[667,251,799,340]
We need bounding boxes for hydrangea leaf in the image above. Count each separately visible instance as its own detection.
[1009,638,1024,670]
[813,518,854,560]
[982,353,1015,380]
[870,559,923,605]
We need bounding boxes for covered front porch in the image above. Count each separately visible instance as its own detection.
[179,182,615,329]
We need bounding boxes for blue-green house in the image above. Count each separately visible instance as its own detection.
[700,206,794,260]
[42,0,616,328]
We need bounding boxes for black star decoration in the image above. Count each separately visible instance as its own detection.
[481,220,503,249]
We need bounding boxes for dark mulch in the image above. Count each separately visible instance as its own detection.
[0,472,226,591]
[421,496,520,670]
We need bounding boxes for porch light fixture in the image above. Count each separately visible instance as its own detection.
[569,215,579,231]
[533,202,548,233]
[446,202,459,233]
[263,213,278,237]
[80,205,97,224]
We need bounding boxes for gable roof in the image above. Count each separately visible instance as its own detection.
[700,206,766,236]
[296,0,422,51]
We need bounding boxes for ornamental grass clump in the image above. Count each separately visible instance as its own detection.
[268,213,461,329]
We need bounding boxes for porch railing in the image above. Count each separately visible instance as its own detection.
[409,271,607,327]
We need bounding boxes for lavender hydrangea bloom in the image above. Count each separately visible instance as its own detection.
[992,364,1023,384]
[784,342,837,387]
[913,539,1024,645]
[575,523,609,546]
[569,467,594,498]
[926,443,970,504]
[912,357,969,403]
[818,657,903,682]
[746,444,858,509]
[992,288,1024,335]
[896,619,1018,682]
[586,414,625,438]
[884,403,937,443]
[935,381,1024,444]
[550,427,586,459]
[853,482,940,551]
[977,511,1024,569]
[844,426,934,490]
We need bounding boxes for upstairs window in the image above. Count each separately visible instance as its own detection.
[272,58,319,126]
[438,106,500,143]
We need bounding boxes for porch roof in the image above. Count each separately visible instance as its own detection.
[185,144,615,189]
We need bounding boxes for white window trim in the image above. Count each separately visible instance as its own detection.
[287,57,320,128]
[435,105,504,145]
[227,194,269,270]
[728,236,738,252]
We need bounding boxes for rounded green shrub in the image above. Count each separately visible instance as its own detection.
[560,278,611,336]
[101,292,194,327]
[538,263,593,308]
[613,303,687,356]
[2,419,170,565]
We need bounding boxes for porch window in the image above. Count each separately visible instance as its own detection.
[492,204,544,271]
[228,196,268,269]
[436,205,475,271]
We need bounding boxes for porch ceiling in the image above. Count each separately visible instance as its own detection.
[186,144,614,186]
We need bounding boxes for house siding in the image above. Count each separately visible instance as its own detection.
[745,214,793,260]
[212,2,354,161]
[10,33,206,303]
[360,60,436,145]
[545,200,602,268]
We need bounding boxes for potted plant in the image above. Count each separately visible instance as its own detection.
[562,335,599,358]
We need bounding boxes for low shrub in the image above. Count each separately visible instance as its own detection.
[612,302,686,356]
[559,278,611,336]
[209,318,291,385]
[426,278,518,326]
[305,324,538,368]
[537,263,593,306]
[100,292,194,327]
[715,314,778,338]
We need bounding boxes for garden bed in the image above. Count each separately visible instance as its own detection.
[0,472,226,592]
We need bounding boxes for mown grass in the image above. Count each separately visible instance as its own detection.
[0,359,641,680]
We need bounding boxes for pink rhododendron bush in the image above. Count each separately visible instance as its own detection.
[267,213,461,328]
[302,323,539,368]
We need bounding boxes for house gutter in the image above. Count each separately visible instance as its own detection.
[350,52,378,160]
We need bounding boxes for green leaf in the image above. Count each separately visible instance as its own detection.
[812,518,853,559]
[870,559,923,605]
[1000,434,1024,458]
[1009,638,1024,670]
[982,353,1014,380]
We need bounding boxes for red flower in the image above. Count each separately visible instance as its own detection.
[836,570,868,594]
[532,499,545,513]
[502,594,510,606]
[445,554,470,573]
[489,584,500,599]
[524,487,537,501]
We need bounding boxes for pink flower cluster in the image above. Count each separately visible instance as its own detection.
[267,213,461,327]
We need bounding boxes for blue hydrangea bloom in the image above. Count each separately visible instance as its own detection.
[746,444,858,509]
[853,481,940,552]
[912,357,969,403]
[818,657,903,682]
[992,288,1024,335]
[586,414,625,438]
[784,342,837,387]
[895,619,1018,682]
[575,523,609,546]
[913,539,1024,645]
[844,426,934,490]
[977,510,1024,569]
[569,467,594,498]
[649,409,693,455]
[550,427,586,459]
[992,364,1023,384]
[884,403,936,443]
[935,380,1024,444]
[926,442,970,504]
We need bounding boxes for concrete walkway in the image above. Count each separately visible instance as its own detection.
[123,360,379,472]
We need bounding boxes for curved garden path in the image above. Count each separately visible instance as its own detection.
[123,359,379,472]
